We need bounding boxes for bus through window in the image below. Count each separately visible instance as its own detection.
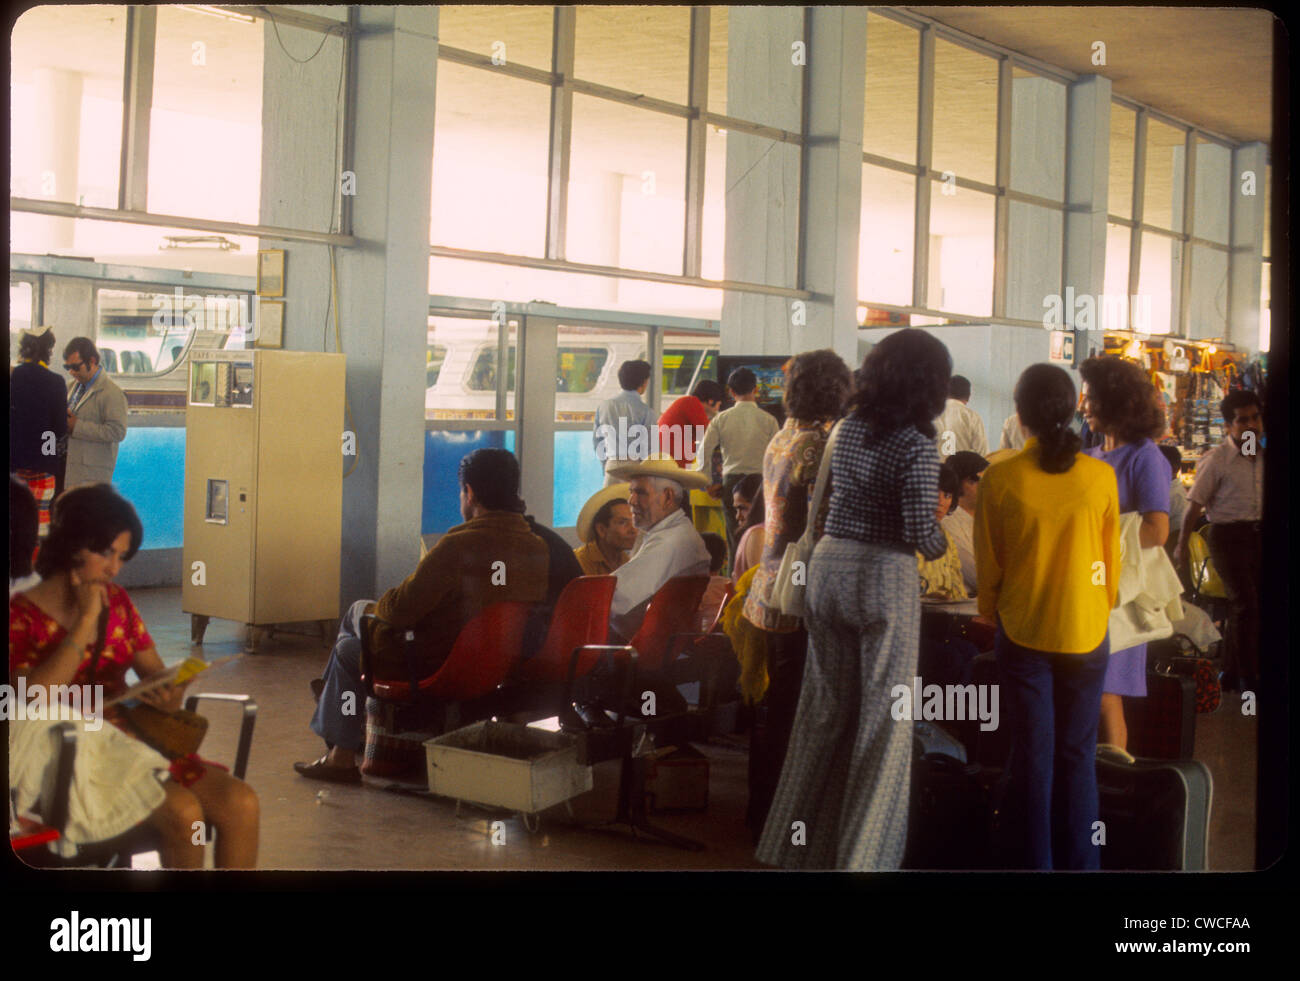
[426,344,448,387]
[95,288,250,376]
[556,347,608,393]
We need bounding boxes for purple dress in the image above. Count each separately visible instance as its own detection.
[1086,439,1174,696]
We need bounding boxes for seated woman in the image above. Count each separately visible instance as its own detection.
[9,484,259,868]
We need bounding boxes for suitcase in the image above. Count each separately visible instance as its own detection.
[904,736,997,869]
[1123,668,1196,760]
[1150,634,1222,714]
[1096,745,1212,870]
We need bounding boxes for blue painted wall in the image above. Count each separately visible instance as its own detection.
[112,427,186,550]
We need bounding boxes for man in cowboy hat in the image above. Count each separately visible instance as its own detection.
[606,454,711,640]
[573,483,639,576]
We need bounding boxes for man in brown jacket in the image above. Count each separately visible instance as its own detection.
[295,448,549,783]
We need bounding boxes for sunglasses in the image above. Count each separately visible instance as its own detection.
[63,361,84,371]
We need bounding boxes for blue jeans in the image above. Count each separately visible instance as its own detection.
[996,627,1109,870]
[309,599,373,754]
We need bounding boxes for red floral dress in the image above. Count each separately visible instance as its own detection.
[8,584,220,787]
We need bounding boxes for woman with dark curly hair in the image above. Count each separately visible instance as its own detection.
[1079,355,1172,749]
[9,484,260,867]
[974,364,1120,869]
[738,349,853,839]
[756,333,950,869]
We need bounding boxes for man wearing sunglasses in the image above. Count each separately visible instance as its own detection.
[62,337,128,490]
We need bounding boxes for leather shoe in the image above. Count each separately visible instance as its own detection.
[294,755,361,784]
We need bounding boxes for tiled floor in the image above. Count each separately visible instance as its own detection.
[129,587,1256,871]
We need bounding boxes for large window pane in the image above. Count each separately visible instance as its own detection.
[1143,119,1186,232]
[1136,232,1177,335]
[1005,201,1062,322]
[708,6,728,115]
[438,5,554,71]
[432,63,551,256]
[147,5,263,224]
[1109,103,1136,219]
[574,5,690,104]
[1193,138,1231,245]
[422,429,515,534]
[425,316,517,421]
[1103,223,1131,329]
[1009,68,1065,201]
[555,324,646,422]
[567,95,687,275]
[864,13,919,165]
[11,6,125,220]
[552,431,605,529]
[928,187,995,316]
[1187,245,1228,340]
[702,124,726,280]
[860,165,916,307]
[932,39,998,186]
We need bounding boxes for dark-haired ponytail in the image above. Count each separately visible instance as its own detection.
[1036,418,1082,474]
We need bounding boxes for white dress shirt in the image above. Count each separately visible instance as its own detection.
[692,400,779,478]
[610,508,711,638]
[934,398,989,459]
[941,506,977,593]
[999,412,1027,451]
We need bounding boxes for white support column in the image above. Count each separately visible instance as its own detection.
[1228,142,1267,355]
[721,6,864,364]
[259,5,437,602]
[1062,74,1111,360]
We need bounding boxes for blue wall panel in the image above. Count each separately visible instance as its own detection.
[552,430,606,529]
[112,427,186,550]
[422,429,516,534]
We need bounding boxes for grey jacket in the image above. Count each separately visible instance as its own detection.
[65,371,128,487]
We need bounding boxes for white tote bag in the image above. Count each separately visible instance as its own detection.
[772,421,841,618]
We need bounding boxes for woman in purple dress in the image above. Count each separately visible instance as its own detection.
[1079,356,1173,750]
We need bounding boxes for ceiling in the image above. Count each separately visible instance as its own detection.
[907,6,1275,146]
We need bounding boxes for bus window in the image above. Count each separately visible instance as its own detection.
[662,349,702,396]
[426,344,448,388]
[556,347,608,393]
[468,344,516,392]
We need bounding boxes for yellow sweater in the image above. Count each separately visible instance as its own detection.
[974,437,1120,653]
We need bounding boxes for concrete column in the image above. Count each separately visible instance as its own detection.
[32,67,82,251]
[1228,142,1266,355]
[721,6,863,364]
[260,6,437,603]
[1061,75,1110,358]
[1005,76,1066,323]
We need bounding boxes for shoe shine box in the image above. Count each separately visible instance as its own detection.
[644,744,709,812]
[424,721,593,814]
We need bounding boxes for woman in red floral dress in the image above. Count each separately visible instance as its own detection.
[10,484,259,868]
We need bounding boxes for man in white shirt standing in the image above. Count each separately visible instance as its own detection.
[606,455,711,641]
[1174,390,1264,693]
[941,451,988,594]
[999,411,1027,451]
[593,359,655,488]
[933,375,989,461]
[692,368,779,553]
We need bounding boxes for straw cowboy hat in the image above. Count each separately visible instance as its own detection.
[575,483,631,544]
[608,453,711,492]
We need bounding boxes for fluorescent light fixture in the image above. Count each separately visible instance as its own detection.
[160,235,241,252]
[176,5,257,25]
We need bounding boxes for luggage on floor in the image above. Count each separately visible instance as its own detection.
[1122,667,1196,760]
[903,729,996,869]
[1095,744,1212,871]
[1150,633,1222,714]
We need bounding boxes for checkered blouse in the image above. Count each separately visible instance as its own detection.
[824,415,948,561]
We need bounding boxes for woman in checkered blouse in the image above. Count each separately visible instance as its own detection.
[756,331,951,870]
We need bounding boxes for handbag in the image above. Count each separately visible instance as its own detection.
[1152,633,1222,714]
[772,421,841,617]
[119,702,209,760]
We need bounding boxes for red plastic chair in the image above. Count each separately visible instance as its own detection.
[626,575,711,672]
[513,576,617,683]
[361,601,534,703]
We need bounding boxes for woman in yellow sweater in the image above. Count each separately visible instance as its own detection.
[974,364,1120,870]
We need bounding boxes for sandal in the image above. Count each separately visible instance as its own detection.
[293,755,361,784]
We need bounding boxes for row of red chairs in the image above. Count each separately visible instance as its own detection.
[357,574,733,713]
